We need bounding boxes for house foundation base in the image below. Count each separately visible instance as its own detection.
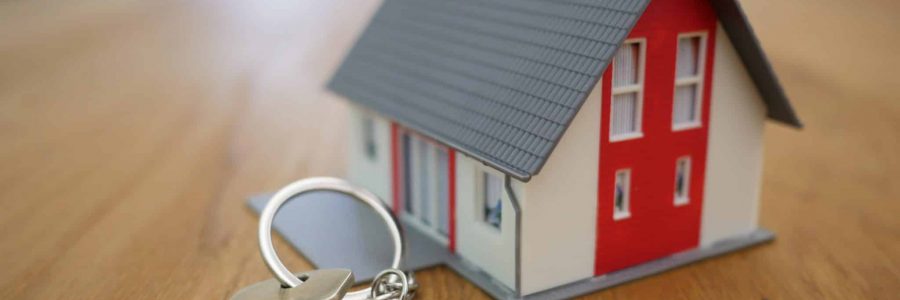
[248,193,774,299]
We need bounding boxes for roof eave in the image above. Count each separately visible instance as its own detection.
[711,0,803,129]
[328,87,535,182]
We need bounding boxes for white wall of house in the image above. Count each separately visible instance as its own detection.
[701,23,767,246]
[346,106,393,206]
[519,80,602,295]
[454,154,519,290]
[347,104,521,289]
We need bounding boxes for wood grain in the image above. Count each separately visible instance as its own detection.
[0,0,897,299]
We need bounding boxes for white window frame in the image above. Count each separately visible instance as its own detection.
[398,130,450,245]
[475,167,504,232]
[674,156,691,206]
[672,32,708,131]
[610,38,647,142]
[613,169,632,220]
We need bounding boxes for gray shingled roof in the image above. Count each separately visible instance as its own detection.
[329,0,800,181]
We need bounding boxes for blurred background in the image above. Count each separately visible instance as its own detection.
[0,0,898,299]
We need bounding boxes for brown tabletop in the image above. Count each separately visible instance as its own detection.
[1,0,898,299]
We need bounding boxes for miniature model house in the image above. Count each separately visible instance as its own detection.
[330,0,800,297]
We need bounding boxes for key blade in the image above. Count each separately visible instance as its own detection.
[285,269,354,300]
[230,269,354,300]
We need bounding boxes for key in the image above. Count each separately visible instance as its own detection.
[232,177,417,300]
[230,269,354,300]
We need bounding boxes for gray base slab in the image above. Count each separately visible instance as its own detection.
[248,193,774,299]
[520,229,774,300]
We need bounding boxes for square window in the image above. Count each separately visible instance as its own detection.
[675,157,691,205]
[613,169,631,220]
[611,40,645,140]
[481,171,503,230]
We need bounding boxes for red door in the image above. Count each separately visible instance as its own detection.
[595,0,718,275]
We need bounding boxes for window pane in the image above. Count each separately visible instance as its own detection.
[613,43,640,87]
[614,181,625,212]
[612,92,638,136]
[436,148,450,236]
[418,140,431,225]
[614,171,629,216]
[402,134,413,214]
[675,158,691,202]
[676,37,701,78]
[483,172,502,229]
[363,116,376,160]
[675,160,685,197]
[673,84,698,124]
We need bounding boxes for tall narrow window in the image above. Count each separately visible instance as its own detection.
[397,129,452,245]
[613,169,631,220]
[673,34,706,129]
[362,115,377,160]
[611,40,645,141]
[482,171,503,230]
[674,157,691,205]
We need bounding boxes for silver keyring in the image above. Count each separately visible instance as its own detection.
[258,177,404,299]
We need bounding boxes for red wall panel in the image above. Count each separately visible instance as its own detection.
[595,0,718,275]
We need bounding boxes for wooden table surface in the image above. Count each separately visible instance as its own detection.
[1,0,898,299]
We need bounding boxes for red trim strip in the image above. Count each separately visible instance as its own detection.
[390,122,400,214]
[448,149,457,253]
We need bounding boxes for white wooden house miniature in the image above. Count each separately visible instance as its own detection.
[328,0,800,297]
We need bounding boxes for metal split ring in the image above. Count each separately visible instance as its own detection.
[257,177,405,299]
[370,269,412,300]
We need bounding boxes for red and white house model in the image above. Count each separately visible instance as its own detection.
[332,0,801,297]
